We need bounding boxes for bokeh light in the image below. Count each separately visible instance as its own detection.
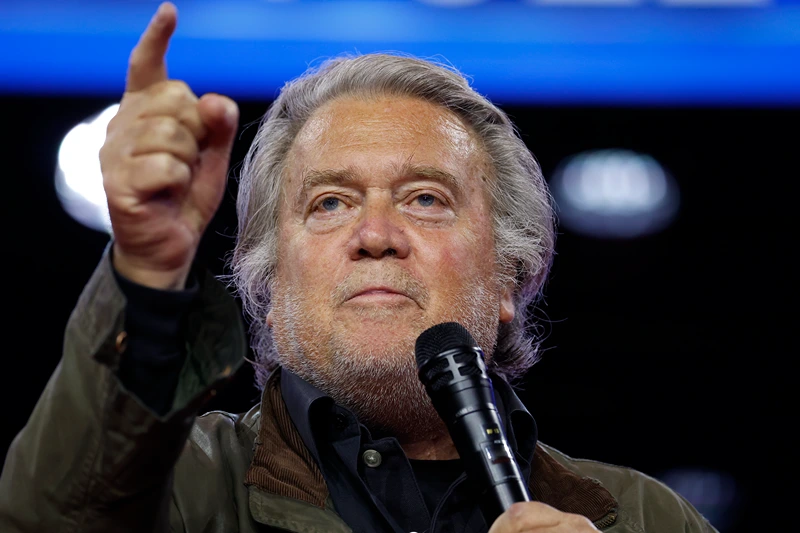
[55,104,119,234]
[549,149,680,238]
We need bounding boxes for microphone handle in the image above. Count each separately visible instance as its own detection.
[436,385,531,525]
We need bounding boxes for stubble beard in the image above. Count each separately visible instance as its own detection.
[269,269,501,443]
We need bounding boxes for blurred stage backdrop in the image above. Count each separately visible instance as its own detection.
[1,1,796,531]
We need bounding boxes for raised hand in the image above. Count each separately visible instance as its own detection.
[488,502,600,533]
[100,2,239,290]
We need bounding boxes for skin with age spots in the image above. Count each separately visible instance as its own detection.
[266,95,516,460]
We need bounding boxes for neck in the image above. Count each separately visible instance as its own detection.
[400,431,460,460]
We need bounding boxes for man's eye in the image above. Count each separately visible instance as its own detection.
[415,194,437,207]
[319,197,341,212]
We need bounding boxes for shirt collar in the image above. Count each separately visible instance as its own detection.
[279,367,332,464]
[490,376,538,476]
[280,367,538,468]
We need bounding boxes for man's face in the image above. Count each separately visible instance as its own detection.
[269,95,514,439]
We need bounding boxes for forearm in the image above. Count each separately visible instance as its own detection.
[113,258,198,416]
[0,249,246,532]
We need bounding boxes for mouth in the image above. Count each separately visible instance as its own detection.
[346,286,413,304]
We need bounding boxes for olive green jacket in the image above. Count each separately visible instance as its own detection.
[0,254,717,532]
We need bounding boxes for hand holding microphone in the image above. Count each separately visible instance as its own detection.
[416,322,599,532]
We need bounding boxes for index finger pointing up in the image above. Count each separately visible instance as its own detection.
[126,2,178,93]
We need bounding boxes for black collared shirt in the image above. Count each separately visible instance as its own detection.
[114,266,539,533]
[281,369,538,533]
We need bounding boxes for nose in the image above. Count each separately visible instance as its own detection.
[348,197,410,260]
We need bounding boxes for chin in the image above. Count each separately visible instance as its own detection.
[328,354,444,441]
[334,315,425,349]
[284,335,445,441]
[339,303,423,324]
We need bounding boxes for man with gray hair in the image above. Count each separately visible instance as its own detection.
[0,3,716,532]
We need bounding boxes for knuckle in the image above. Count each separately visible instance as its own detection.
[506,502,528,518]
[104,114,118,136]
[103,114,127,144]
[570,514,598,531]
[135,153,190,188]
[127,49,143,72]
[162,80,195,104]
[102,169,127,204]
[100,133,125,172]
[148,152,175,174]
[502,502,528,529]
[177,107,205,138]
[104,109,138,146]
[164,156,191,182]
[98,142,110,162]
[156,116,182,143]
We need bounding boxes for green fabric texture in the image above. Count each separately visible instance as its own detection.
[0,253,717,533]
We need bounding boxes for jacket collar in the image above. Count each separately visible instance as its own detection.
[491,375,538,477]
[245,369,617,527]
[279,367,539,480]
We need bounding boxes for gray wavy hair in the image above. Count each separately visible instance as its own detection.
[230,53,555,390]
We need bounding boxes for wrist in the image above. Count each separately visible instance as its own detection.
[112,243,192,291]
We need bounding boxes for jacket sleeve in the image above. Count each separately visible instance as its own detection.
[112,264,199,416]
[0,249,246,533]
[593,463,720,533]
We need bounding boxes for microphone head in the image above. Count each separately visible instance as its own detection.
[415,322,478,369]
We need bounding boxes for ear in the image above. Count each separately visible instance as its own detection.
[266,310,273,328]
[499,284,515,324]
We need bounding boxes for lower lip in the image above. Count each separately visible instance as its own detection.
[347,291,410,304]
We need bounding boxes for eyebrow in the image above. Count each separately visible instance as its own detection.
[296,163,467,206]
[403,164,466,199]
[294,168,358,208]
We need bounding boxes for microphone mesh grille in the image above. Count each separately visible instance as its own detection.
[415,322,477,368]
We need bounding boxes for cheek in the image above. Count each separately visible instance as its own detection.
[276,226,344,288]
[431,229,495,286]
[274,227,310,285]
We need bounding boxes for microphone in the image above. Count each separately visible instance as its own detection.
[415,322,530,526]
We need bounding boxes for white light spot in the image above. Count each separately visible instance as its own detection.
[55,104,119,233]
[550,149,679,238]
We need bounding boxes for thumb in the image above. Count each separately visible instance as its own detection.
[189,93,239,221]
[198,93,239,161]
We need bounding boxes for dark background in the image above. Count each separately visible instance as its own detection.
[1,95,794,531]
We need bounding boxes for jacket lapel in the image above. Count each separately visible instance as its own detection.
[245,370,617,529]
[245,371,351,531]
[245,371,329,508]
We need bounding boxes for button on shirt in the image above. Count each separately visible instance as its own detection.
[112,263,538,533]
[280,369,538,533]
